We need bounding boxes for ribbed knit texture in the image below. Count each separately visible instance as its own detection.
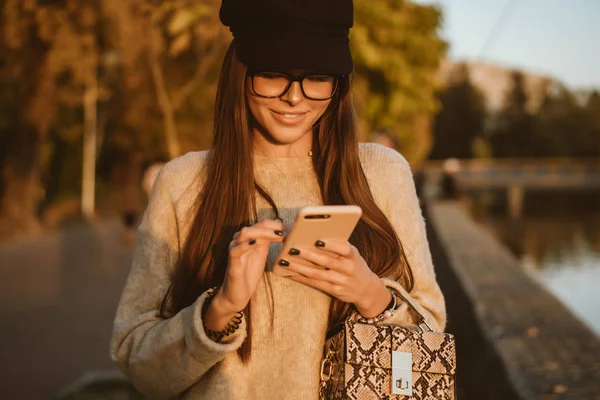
[110,143,446,399]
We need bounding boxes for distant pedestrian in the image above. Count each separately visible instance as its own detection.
[141,160,166,199]
[121,151,144,243]
[370,128,401,151]
[440,158,462,200]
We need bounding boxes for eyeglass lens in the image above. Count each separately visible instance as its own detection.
[252,73,337,100]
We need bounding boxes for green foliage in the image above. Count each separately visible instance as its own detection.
[0,0,446,231]
[472,72,600,159]
[530,86,599,158]
[585,91,600,156]
[471,136,493,159]
[2,0,446,160]
[431,64,600,160]
[429,63,485,159]
[352,0,446,161]
[489,71,535,158]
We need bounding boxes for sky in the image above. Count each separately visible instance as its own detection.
[416,0,600,90]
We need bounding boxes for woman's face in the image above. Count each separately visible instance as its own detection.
[246,70,332,149]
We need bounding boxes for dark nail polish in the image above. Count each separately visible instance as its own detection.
[289,248,301,256]
[249,239,256,245]
[279,259,290,267]
[315,240,326,248]
[274,230,284,236]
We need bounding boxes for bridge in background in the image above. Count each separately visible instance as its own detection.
[422,158,600,217]
[423,158,600,189]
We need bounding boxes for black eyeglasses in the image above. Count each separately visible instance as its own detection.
[249,72,340,101]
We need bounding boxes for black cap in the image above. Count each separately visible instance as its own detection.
[220,0,353,75]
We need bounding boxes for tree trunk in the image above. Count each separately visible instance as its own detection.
[0,4,56,239]
[0,126,43,239]
[149,56,181,160]
[406,114,433,168]
[146,17,181,160]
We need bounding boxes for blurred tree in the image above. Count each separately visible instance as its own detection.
[95,0,230,218]
[0,0,446,236]
[584,91,600,156]
[1,0,121,231]
[0,0,87,236]
[0,0,229,235]
[587,91,600,123]
[531,90,572,157]
[352,0,446,164]
[532,86,598,158]
[489,71,534,158]
[429,63,485,160]
[97,0,229,161]
[564,89,598,157]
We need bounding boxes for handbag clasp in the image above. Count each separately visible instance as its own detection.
[320,349,335,381]
[392,351,413,395]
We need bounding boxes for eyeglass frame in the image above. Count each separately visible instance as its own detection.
[247,71,343,101]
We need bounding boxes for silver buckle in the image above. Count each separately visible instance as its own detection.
[320,350,335,381]
[392,351,413,395]
[418,319,433,333]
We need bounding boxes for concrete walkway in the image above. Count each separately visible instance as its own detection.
[427,201,600,400]
[0,219,135,400]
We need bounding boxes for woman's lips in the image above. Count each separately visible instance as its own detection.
[270,110,308,125]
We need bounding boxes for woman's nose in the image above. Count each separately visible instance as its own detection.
[280,81,304,106]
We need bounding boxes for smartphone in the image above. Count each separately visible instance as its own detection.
[273,205,362,278]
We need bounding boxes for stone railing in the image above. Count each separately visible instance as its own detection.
[426,200,600,400]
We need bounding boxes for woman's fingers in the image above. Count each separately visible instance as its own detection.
[231,219,284,241]
[312,238,355,258]
[289,274,337,296]
[253,218,285,230]
[285,247,336,269]
[234,226,285,244]
[229,221,285,259]
[285,242,353,272]
[280,258,343,284]
[229,238,257,257]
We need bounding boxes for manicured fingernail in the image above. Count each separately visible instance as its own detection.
[275,217,283,222]
[274,230,284,236]
[289,248,301,256]
[315,240,326,248]
[249,239,256,245]
[279,259,290,267]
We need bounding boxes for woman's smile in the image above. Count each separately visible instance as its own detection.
[270,109,309,125]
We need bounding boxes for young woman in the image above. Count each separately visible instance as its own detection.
[110,1,446,399]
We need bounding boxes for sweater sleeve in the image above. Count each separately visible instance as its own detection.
[372,151,447,332]
[109,159,247,398]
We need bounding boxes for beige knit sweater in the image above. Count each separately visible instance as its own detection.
[110,143,446,400]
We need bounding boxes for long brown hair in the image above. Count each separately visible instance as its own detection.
[160,43,414,362]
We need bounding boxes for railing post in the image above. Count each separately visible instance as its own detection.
[508,184,524,219]
[82,79,98,220]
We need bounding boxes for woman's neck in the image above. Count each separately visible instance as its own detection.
[252,128,312,158]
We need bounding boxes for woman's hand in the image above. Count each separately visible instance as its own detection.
[282,239,392,318]
[205,219,284,331]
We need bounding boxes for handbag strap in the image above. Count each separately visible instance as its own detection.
[325,289,434,339]
[390,288,434,333]
[347,288,433,333]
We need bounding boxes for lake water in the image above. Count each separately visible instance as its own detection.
[467,190,600,336]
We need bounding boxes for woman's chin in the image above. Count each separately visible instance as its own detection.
[265,125,313,145]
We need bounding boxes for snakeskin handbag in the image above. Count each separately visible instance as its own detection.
[319,291,456,400]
